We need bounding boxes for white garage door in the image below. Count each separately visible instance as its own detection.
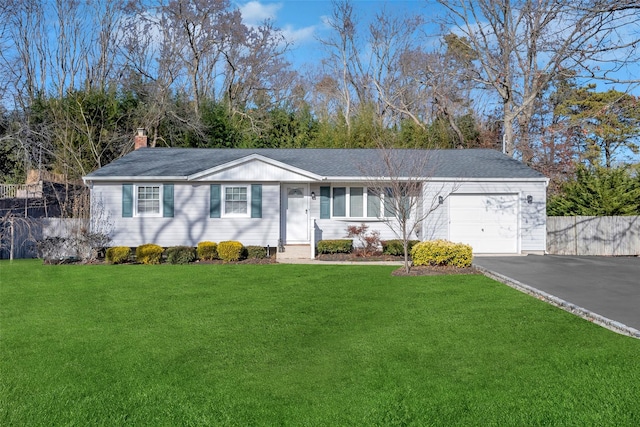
[449,194,518,253]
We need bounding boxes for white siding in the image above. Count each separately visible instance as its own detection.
[92,177,546,254]
[424,181,546,254]
[195,159,316,182]
[309,182,426,246]
[92,182,280,247]
[309,180,547,254]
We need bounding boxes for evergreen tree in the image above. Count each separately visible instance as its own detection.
[555,86,640,168]
[548,165,640,216]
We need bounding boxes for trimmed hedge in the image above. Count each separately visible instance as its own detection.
[197,241,218,260]
[316,239,353,254]
[105,246,131,264]
[246,245,267,259]
[381,239,420,256]
[165,246,196,264]
[411,240,473,267]
[217,241,245,262]
[135,243,164,265]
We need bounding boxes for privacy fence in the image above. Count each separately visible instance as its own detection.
[0,218,88,260]
[547,216,640,256]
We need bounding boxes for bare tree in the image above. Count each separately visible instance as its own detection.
[367,9,428,129]
[317,0,370,134]
[122,0,294,144]
[85,0,127,92]
[222,19,294,126]
[436,0,640,162]
[0,212,40,261]
[361,140,458,273]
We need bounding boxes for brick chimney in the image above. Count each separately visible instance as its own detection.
[134,128,148,150]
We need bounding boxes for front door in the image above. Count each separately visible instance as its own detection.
[283,185,308,243]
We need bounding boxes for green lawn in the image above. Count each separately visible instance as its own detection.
[1,260,639,426]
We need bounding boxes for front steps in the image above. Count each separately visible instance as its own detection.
[276,245,312,261]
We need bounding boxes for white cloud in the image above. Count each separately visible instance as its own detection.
[239,1,282,26]
[282,24,317,46]
[237,1,319,48]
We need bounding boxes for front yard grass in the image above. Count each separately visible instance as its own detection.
[1,260,639,426]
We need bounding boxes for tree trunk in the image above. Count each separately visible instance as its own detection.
[503,109,516,157]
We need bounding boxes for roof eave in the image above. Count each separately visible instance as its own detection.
[324,176,549,182]
[83,175,189,182]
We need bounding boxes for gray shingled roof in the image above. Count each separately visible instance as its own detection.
[84,148,546,180]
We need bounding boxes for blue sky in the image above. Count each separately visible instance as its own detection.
[236,0,431,68]
[235,0,639,97]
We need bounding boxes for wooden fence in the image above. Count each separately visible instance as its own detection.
[547,216,640,256]
[0,182,43,199]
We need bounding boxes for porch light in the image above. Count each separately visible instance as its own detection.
[311,191,316,200]
[438,196,444,204]
[527,195,533,204]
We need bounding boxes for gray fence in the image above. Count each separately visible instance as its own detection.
[0,218,41,259]
[547,216,640,256]
[0,218,88,260]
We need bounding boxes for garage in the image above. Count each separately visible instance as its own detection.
[449,194,519,253]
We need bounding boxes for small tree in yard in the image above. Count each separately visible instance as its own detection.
[362,142,458,273]
[346,224,381,256]
[0,213,40,261]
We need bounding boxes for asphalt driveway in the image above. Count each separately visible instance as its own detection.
[473,255,640,335]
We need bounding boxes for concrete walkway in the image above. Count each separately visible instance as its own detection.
[474,255,640,338]
[277,258,404,266]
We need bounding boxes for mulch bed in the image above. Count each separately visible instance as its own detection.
[315,252,405,262]
[315,252,481,276]
[51,253,479,274]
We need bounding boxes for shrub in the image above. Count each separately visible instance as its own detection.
[165,246,196,264]
[316,239,353,254]
[105,246,131,264]
[217,241,245,262]
[135,243,164,265]
[37,231,111,264]
[246,245,267,259]
[346,224,381,256]
[382,239,420,256]
[37,237,73,264]
[197,241,218,260]
[411,240,473,267]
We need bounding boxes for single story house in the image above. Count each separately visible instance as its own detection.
[83,143,548,256]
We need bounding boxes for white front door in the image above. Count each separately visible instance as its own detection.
[283,185,308,243]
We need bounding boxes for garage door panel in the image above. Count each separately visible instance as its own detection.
[449,194,518,253]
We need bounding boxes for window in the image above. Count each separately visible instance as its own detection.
[137,185,160,216]
[122,184,173,218]
[350,187,363,217]
[325,186,415,219]
[367,189,380,218]
[225,186,248,215]
[210,184,262,218]
[333,187,346,217]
